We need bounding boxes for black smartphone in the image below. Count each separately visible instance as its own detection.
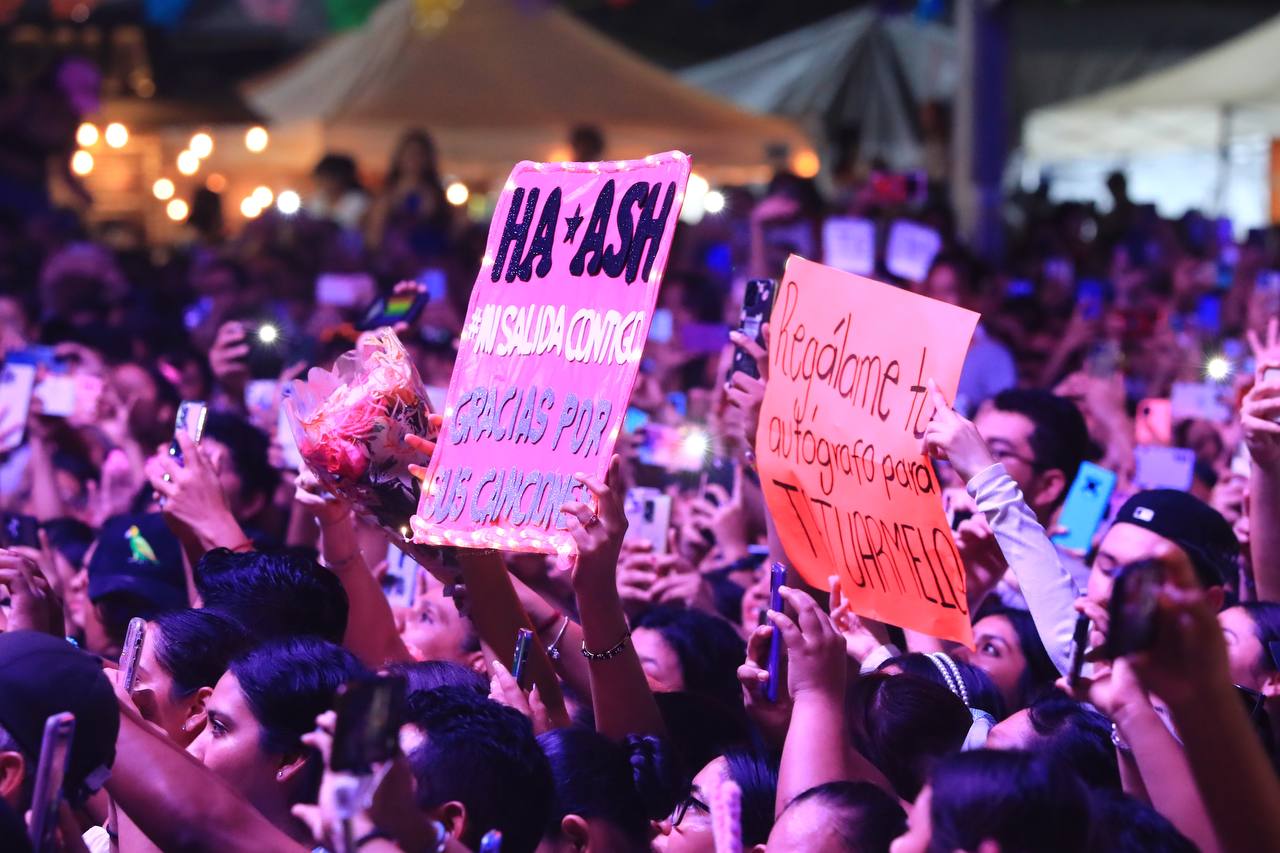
[703,457,737,503]
[29,711,75,853]
[1069,614,1090,689]
[0,512,39,548]
[511,628,534,689]
[1105,560,1163,658]
[731,279,776,380]
[168,400,208,467]
[245,321,288,379]
[949,508,973,532]
[121,617,146,695]
[330,675,407,773]
[766,562,786,702]
[358,291,430,332]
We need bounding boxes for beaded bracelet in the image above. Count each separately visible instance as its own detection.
[581,629,631,661]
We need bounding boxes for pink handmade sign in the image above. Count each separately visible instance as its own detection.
[411,152,691,555]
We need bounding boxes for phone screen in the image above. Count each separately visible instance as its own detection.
[1105,560,1162,657]
[330,676,407,773]
[169,401,208,466]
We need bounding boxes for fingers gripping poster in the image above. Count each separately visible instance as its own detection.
[411,152,691,556]
[758,256,979,644]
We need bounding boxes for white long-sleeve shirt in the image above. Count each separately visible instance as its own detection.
[967,463,1081,675]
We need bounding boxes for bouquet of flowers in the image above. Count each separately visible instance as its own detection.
[284,328,431,536]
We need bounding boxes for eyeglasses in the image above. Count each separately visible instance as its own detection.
[670,794,709,828]
[989,444,1039,470]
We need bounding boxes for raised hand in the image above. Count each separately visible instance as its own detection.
[560,455,628,595]
[922,379,996,482]
[769,585,847,699]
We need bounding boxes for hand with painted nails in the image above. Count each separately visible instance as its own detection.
[768,585,847,700]
[560,455,629,597]
[922,379,996,482]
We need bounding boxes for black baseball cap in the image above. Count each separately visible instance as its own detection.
[1112,489,1240,589]
[87,513,186,611]
[0,632,118,803]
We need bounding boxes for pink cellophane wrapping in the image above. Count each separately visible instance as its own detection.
[284,328,431,539]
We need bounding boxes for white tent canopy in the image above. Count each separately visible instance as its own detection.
[1022,12,1280,228]
[242,0,809,184]
[679,8,957,172]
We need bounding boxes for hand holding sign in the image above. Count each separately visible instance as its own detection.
[922,380,997,482]
[412,153,689,555]
[756,257,978,644]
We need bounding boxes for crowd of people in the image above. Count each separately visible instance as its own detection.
[2,103,1280,853]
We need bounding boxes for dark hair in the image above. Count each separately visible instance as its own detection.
[202,412,280,507]
[384,660,488,697]
[653,691,755,785]
[633,606,746,710]
[195,549,349,644]
[783,781,907,853]
[568,124,605,160]
[229,637,367,800]
[928,750,1091,853]
[990,389,1090,493]
[1087,790,1196,852]
[847,673,971,800]
[313,153,361,191]
[1023,695,1120,791]
[386,128,440,187]
[96,592,172,648]
[153,609,249,699]
[974,604,1060,709]
[723,748,780,847]
[405,687,552,853]
[538,728,672,850]
[882,653,1007,720]
[1239,602,1280,673]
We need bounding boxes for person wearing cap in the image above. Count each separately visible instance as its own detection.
[83,512,188,657]
[925,385,1239,674]
[0,631,118,814]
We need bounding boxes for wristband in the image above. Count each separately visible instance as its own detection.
[582,629,631,661]
[355,829,395,849]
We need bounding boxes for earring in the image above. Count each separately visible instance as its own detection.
[180,723,187,733]
[277,770,284,780]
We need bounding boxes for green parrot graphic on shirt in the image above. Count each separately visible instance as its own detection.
[125,525,158,564]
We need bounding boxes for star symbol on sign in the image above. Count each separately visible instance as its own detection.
[564,205,584,243]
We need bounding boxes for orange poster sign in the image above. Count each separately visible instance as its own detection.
[757,256,980,644]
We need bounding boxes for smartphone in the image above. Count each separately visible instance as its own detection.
[1077,279,1107,321]
[330,675,407,773]
[480,830,503,853]
[1085,340,1122,378]
[1105,560,1163,658]
[33,375,77,418]
[766,563,786,703]
[28,712,75,853]
[0,362,36,452]
[624,488,671,553]
[358,291,430,332]
[168,401,208,466]
[636,424,706,473]
[245,321,289,379]
[315,272,376,309]
[511,628,534,688]
[703,457,737,503]
[949,508,973,531]
[623,406,650,435]
[1133,446,1196,492]
[732,279,776,380]
[1069,614,1090,689]
[120,617,146,695]
[1051,463,1118,554]
[0,513,39,549]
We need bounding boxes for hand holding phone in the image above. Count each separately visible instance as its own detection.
[0,513,39,549]
[731,279,775,380]
[168,401,208,467]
